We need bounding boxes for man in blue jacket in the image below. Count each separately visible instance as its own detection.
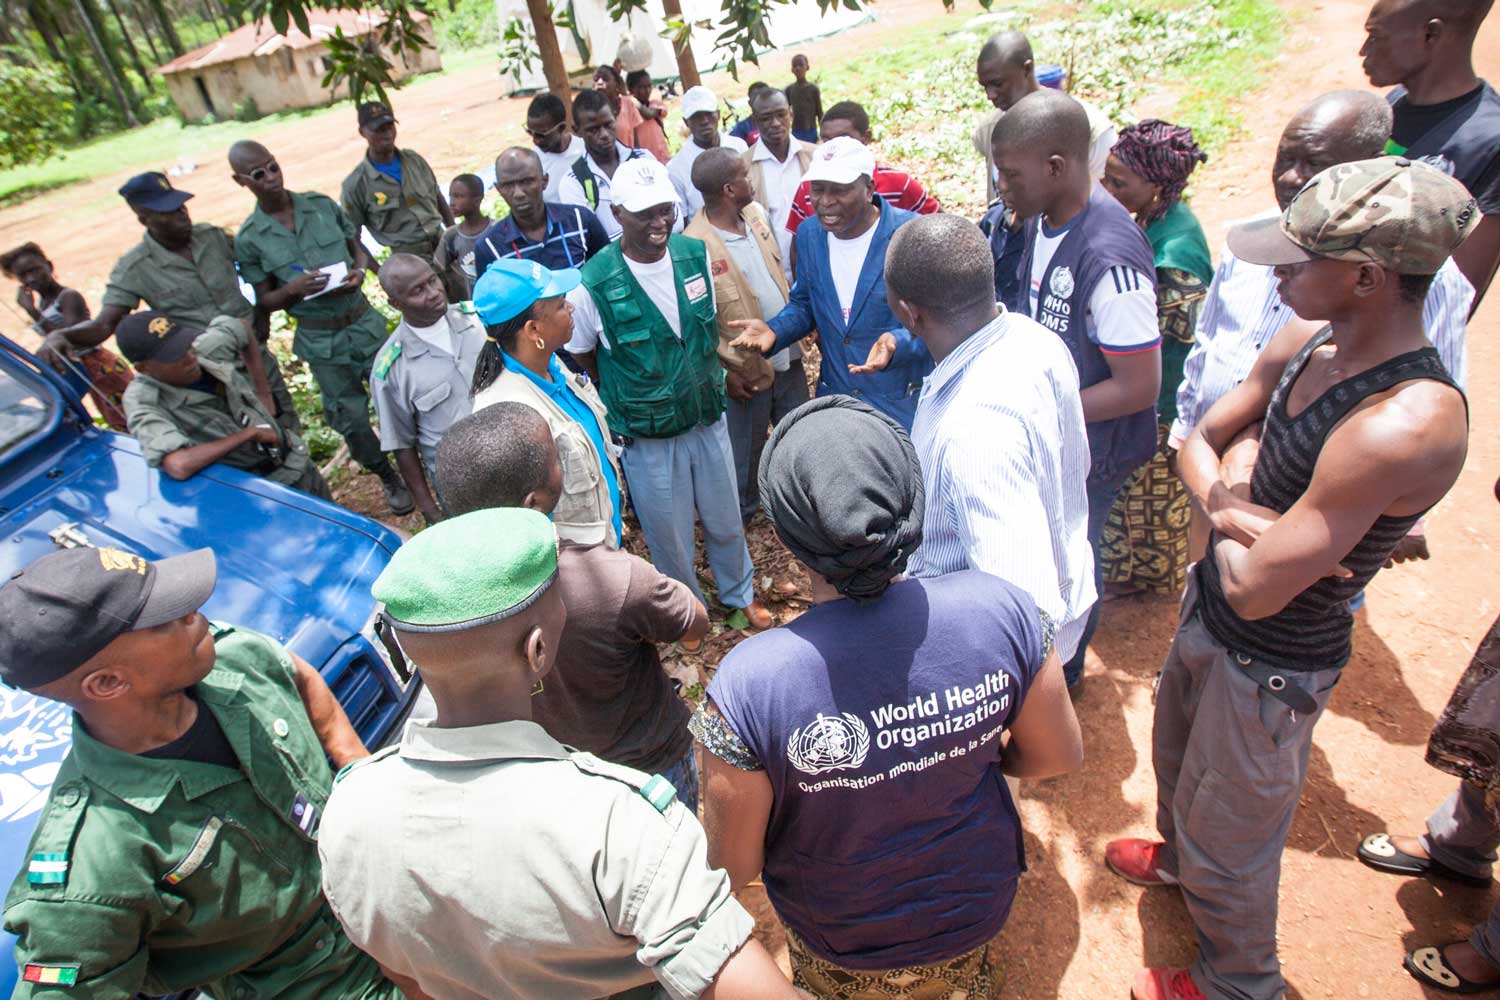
[729,137,932,430]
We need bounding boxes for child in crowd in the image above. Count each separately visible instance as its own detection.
[626,70,672,163]
[434,174,488,301]
[785,54,822,144]
[0,241,131,430]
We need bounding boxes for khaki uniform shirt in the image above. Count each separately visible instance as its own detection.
[2,624,395,1000]
[369,304,485,475]
[319,719,754,1000]
[102,223,253,324]
[339,149,445,256]
[121,315,316,489]
[234,191,385,362]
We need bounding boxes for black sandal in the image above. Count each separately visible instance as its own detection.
[1406,946,1500,994]
[1358,833,1494,888]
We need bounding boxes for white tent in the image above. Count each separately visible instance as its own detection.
[493,0,869,94]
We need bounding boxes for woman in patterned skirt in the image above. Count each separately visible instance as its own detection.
[1098,120,1215,595]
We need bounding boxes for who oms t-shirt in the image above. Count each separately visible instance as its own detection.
[1028,214,1158,353]
[828,223,878,324]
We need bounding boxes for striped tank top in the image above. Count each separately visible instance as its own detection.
[1199,326,1464,671]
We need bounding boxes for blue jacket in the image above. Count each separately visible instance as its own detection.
[766,199,932,429]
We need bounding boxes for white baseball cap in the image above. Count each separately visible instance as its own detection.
[802,136,876,186]
[681,86,719,120]
[611,158,679,213]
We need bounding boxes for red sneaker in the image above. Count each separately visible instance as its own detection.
[1105,838,1180,887]
[1133,967,1208,1000]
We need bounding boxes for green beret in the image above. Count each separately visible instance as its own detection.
[373,508,559,632]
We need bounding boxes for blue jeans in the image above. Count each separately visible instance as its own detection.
[619,415,756,609]
[725,361,811,522]
[1063,469,1136,686]
[658,747,700,815]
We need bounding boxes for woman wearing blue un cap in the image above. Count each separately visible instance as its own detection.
[470,257,623,549]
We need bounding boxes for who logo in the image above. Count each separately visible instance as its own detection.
[787,712,870,775]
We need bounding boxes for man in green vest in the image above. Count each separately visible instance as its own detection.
[231,140,414,515]
[340,102,453,261]
[565,158,772,634]
[0,546,418,1000]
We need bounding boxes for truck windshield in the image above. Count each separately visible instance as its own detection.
[0,368,52,456]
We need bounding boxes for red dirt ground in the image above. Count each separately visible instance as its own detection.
[4,0,1499,995]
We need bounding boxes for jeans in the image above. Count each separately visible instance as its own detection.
[1422,781,1500,964]
[619,415,756,609]
[724,361,811,522]
[1063,469,1134,685]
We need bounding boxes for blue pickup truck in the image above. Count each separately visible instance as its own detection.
[0,333,419,996]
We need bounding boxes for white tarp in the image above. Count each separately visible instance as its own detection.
[494,0,869,94]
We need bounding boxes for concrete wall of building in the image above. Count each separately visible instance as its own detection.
[163,23,441,123]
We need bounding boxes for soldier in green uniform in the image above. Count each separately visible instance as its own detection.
[0,546,414,1000]
[47,172,299,435]
[230,141,414,515]
[118,310,330,497]
[340,102,452,261]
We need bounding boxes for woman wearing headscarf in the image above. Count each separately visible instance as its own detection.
[692,395,1083,999]
[1098,119,1215,596]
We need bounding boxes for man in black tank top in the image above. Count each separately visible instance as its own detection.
[1105,157,1475,1000]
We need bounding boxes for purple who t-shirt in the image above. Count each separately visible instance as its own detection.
[707,570,1046,970]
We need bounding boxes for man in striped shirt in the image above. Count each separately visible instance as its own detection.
[474,148,610,280]
[892,214,1095,674]
[1172,90,1473,562]
[785,101,939,235]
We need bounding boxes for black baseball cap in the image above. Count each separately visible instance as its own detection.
[0,547,217,689]
[116,311,201,365]
[357,101,396,129]
[118,172,193,213]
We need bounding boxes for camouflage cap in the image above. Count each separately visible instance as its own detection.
[1227,156,1477,275]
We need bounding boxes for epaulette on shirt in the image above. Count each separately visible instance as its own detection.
[372,341,403,381]
[568,751,678,815]
[458,301,478,315]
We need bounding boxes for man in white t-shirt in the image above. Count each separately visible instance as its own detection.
[743,88,815,274]
[994,89,1161,690]
[668,86,750,223]
[566,158,773,634]
[525,93,587,203]
[557,90,686,242]
[973,30,1118,202]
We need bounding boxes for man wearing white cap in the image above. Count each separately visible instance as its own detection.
[566,157,775,634]
[668,86,749,222]
[730,136,931,430]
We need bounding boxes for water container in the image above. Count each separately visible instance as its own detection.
[1037,63,1066,90]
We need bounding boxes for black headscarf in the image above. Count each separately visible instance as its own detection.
[758,395,925,605]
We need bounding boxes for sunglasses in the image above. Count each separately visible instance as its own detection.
[242,160,281,183]
[526,121,566,141]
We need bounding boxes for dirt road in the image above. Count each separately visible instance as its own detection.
[4,0,1499,995]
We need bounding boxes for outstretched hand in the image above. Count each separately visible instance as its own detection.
[848,332,897,375]
[728,318,777,354]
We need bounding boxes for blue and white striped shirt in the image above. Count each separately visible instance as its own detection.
[908,310,1096,662]
[1170,226,1474,447]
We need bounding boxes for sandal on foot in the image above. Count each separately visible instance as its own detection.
[1358,833,1493,887]
[1405,946,1500,994]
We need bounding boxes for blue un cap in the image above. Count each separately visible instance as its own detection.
[118,172,193,213]
[473,259,581,326]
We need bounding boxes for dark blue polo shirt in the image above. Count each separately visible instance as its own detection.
[473,203,610,278]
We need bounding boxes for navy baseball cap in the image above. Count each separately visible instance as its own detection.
[0,547,217,689]
[473,259,581,326]
[116,310,202,365]
[118,172,193,213]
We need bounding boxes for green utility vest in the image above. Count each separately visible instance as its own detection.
[580,236,726,440]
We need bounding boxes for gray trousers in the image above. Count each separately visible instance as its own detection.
[1153,575,1341,1000]
[1421,781,1500,964]
[724,362,810,522]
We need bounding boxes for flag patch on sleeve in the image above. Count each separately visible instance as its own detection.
[26,853,67,885]
[23,964,79,986]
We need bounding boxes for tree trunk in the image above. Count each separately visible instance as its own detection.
[105,0,153,82]
[657,0,699,89]
[524,0,570,118]
[132,0,164,64]
[29,1,93,98]
[144,0,182,56]
[71,0,140,124]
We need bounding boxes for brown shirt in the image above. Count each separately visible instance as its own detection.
[534,542,697,773]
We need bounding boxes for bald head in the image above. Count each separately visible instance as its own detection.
[227,139,271,172]
[378,253,433,296]
[496,146,542,174]
[437,402,560,517]
[1363,0,1492,87]
[885,214,997,332]
[691,147,747,206]
[979,29,1033,67]
[994,89,1090,162]
[1272,90,1394,209]
[379,253,448,325]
